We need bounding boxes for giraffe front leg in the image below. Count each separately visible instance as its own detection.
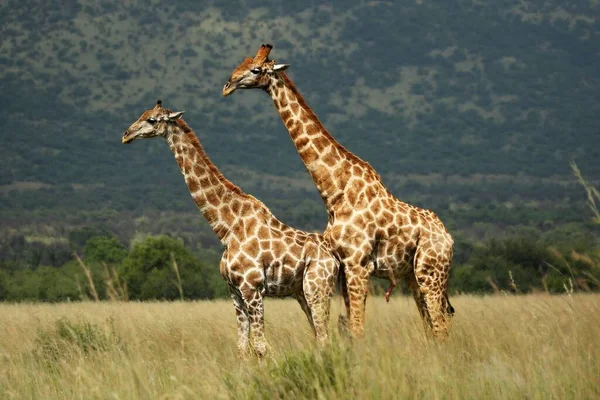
[414,249,453,339]
[405,273,432,332]
[306,257,338,346]
[305,290,331,347]
[229,286,250,358]
[242,288,267,358]
[422,290,446,339]
[303,280,332,347]
[344,260,372,339]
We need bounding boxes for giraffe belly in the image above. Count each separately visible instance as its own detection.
[372,234,418,280]
[325,209,419,280]
[372,259,413,280]
[263,262,304,297]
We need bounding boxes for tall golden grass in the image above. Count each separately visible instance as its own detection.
[0,294,598,399]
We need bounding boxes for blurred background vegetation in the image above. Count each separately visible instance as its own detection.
[0,0,599,300]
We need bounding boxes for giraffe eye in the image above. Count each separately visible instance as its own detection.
[250,68,261,75]
[147,117,157,124]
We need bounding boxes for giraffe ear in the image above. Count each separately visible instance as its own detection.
[273,64,290,72]
[168,111,184,121]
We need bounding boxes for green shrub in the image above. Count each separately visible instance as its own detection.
[83,235,127,264]
[241,342,354,399]
[119,235,218,300]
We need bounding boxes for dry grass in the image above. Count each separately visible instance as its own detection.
[0,294,598,399]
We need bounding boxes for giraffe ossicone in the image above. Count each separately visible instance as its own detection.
[122,100,340,357]
[224,44,456,339]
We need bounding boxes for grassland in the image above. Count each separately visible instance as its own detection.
[0,294,599,399]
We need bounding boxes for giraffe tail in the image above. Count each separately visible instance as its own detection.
[446,296,455,316]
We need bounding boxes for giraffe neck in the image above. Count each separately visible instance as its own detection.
[166,120,245,243]
[266,73,360,209]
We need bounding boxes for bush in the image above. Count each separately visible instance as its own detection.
[119,235,219,300]
[232,342,354,399]
[68,226,112,253]
[450,237,563,293]
[36,317,122,362]
[83,235,127,264]
[35,266,80,301]
[0,269,7,300]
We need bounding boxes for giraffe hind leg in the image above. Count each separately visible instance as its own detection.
[294,292,317,336]
[343,260,373,339]
[337,263,351,338]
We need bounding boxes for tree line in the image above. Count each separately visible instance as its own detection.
[2,164,598,302]
[1,227,598,302]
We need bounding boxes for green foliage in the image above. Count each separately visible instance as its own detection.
[119,235,224,300]
[5,268,43,300]
[1,223,599,302]
[68,226,112,253]
[0,234,72,268]
[451,237,553,293]
[1,265,80,302]
[35,266,80,301]
[0,232,231,302]
[83,235,127,264]
[538,223,596,253]
[450,235,600,294]
[0,269,7,300]
[207,269,229,298]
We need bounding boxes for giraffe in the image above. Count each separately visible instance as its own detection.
[223,44,455,338]
[122,100,339,357]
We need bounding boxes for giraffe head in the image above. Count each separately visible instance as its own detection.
[122,100,184,144]
[222,44,290,96]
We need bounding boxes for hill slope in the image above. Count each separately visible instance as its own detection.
[1,0,598,245]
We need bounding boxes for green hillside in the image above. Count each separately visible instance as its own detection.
[1,0,599,257]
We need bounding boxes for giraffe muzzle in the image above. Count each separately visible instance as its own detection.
[122,131,135,144]
[222,80,237,97]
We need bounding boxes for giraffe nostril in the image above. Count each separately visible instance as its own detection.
[122,131,133,144]
[224,82,230,89]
